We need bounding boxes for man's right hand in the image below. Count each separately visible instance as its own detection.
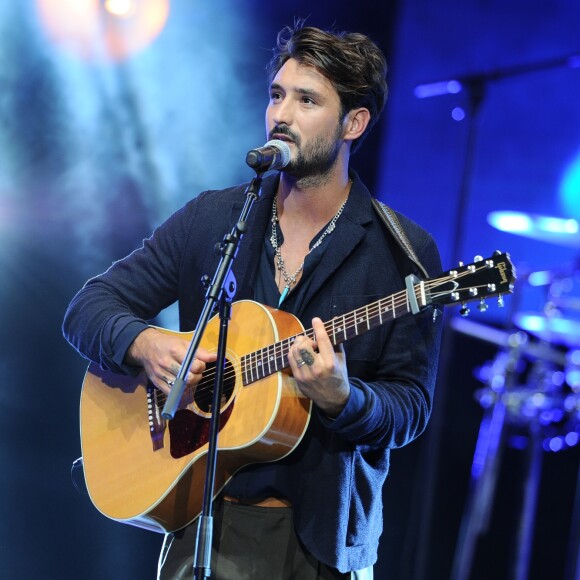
[125,327,217,395]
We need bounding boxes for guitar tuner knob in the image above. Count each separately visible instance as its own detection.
[478,299,489,312]
[460,304,470,317]
[474,255,483,262]
[497,295,504,308]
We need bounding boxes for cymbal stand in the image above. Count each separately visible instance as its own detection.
[512,415,543,580]
[565,453,580,580]
[450,335,524,580]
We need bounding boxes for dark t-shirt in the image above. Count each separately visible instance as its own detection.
[223,216,337,501]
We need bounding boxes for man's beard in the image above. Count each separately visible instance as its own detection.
[269,122,344,187]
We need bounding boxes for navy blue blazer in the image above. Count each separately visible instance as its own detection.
[63,169,443,572]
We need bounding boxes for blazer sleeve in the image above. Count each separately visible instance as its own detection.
[62,196,200,374]
[318,230,443,450]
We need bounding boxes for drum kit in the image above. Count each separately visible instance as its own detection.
[451,211,580,580]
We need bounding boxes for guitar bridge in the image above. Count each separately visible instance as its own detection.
[147,382,166,451]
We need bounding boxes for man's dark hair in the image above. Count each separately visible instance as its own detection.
[267,24,388,153]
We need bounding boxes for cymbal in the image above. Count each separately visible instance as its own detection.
[488,211,580,248]
[514,311,580,348]
[449,317,568,365]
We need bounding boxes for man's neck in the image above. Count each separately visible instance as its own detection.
[276,162,352,226]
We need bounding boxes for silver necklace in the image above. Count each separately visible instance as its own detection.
[270,195,349,305]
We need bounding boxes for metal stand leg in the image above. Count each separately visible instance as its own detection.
[450,399,507,580]
[565,453,580,580]
[513,420,543,580]
[451,343,523,580]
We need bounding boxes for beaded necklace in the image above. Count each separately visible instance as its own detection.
[270,194,349,306]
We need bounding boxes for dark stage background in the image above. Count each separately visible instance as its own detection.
[1,1,579,578]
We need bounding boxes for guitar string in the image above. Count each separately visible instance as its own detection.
[155,282,494,411]
[154,271,495,410]
[153,267,499,409]
[153,284,410,409]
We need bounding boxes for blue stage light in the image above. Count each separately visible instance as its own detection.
[560,152,580,220]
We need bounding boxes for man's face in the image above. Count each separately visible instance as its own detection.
[266,58,345,180]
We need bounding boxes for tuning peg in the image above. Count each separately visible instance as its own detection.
[474,255,483,262]
[497,295,504,308]
[460,303,470,316]
[478,299,489,312]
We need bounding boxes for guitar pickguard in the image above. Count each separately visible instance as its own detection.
[167,359,236,459]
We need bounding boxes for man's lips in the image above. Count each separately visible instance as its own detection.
[271,133,294,143]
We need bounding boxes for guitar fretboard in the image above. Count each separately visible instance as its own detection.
[238,251,515,387]
[241,286,415,386]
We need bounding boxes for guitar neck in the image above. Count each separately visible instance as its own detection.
[241,286,415,386]
[240,250,516,386]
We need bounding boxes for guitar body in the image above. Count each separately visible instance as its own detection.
[80,300,312,533]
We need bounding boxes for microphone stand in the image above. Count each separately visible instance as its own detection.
[161,171,265,579]
[415,51,580,265]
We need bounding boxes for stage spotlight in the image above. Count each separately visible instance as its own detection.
[103,0,137,18]
[35,0,170,61]
[560,152,580,221]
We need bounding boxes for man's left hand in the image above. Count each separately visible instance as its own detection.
[288,317,350,418]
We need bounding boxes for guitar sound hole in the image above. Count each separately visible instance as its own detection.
[169,357,237,459]
[194,358,236,413]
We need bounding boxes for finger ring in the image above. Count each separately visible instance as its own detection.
[296,359,306,368]
[299,349,315,366]
[164,377,174,387]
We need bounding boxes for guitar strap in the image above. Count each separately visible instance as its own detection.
[371,198,429,279]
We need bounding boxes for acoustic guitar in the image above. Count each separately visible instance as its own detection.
[79,252,515,532]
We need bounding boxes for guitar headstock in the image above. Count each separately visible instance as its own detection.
[428,251,516,314]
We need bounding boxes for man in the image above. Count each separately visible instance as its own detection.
[63,24,442,579]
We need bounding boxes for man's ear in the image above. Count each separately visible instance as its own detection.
[343,108,371,143]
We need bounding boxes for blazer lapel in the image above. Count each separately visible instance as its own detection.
[293,179,375,318]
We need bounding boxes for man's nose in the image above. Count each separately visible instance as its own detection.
[271,99,294,126]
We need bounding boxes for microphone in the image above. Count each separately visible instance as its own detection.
[245,139,291,172]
